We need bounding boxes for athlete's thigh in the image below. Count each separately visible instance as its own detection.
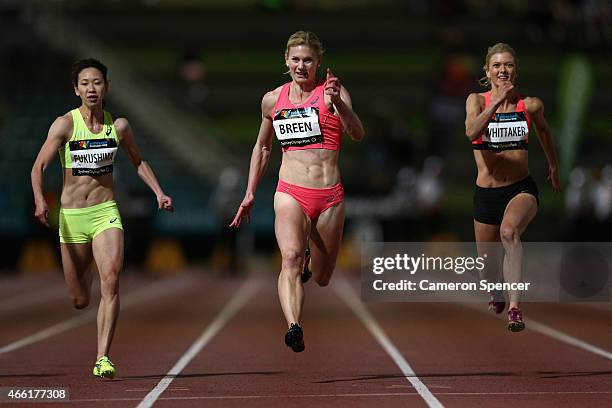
[274,192,310,258]
[502,193,538,235]
[310,202,345,271]
[60,243,93,291]
[91,228,124,281]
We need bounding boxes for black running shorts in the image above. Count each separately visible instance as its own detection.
[473,176,539,225]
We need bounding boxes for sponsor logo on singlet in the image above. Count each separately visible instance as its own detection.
[475,112,529,151]
[272,107,322,147]
[69,138,118,176]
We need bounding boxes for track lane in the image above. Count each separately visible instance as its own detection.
[152,273,432,407]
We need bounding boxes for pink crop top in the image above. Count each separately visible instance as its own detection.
[472,91,531,151]
[272,81,343,152]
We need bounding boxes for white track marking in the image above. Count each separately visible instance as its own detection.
[136,279,261,408]
[334,277,444,408]
[464,304,612,361]
[524,317,612,360]
[0,276,195,354]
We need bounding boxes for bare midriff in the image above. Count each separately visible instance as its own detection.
[473,149,529,188]
[60,169,114,208]
[279,149,340,188]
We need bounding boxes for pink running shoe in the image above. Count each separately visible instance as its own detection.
[488,290,506,314]
[507,307,525,332]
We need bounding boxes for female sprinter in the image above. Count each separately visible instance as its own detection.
[31,58,174,377]
[230,31,364,352]
[465,43,560,332]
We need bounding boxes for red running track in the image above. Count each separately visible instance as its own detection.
[0,270,611,407]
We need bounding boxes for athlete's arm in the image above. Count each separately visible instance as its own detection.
[230,91,276,228]
[116,117,174,211]
[525,97,561,192]
[31,116,71,226]
[325,68,364,141]
[465,84,513,141]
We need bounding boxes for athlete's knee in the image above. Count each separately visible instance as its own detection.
[314,264,335,287]
[315,274,331,287]
[71,295,89,309]
[281,250,304,273]
[500,224,520,245]
[100,273,119,297]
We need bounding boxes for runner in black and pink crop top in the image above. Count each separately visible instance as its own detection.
[465,42,560,334]
[272,80,343,152]
[471,91,531,151]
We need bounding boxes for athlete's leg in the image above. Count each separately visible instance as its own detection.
[474,221,503,282]
[309,202,345,287]
[274,192,310,326]
[91,228,123,359]
[474,221,505,312]
[500,193,538,308]
[60,243,94,309]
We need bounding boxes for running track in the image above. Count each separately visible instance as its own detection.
[1,270,611,407]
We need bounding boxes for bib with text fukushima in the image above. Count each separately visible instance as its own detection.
[273,107,322,148]
[478,112,529,151]
[69,138,118,176]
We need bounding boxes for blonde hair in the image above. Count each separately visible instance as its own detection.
[285,31,324,60]
[478,42,519,88]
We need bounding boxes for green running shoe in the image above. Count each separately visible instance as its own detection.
[93,356,116,379]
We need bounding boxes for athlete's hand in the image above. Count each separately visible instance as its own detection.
[157,193,174,212]
[491,81,514,106]
[325,68,342,104]
[230,193,254,228]
[34,199,49,227]
[547,165,561,193]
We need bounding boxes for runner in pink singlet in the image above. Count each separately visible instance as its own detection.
[231,31,364,352]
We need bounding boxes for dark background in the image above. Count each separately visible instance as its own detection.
[1,0,610,273]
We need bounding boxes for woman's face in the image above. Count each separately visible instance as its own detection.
[74,67,107,107]
[285,45,320,85]
[486,52,517,87]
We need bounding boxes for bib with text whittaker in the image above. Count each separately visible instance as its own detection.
[475,112,529,151]
[472,92,531,151]
[272,107,322,148]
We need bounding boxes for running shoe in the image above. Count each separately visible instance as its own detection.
[301,247,312,283]
[284,323,305,352]
[488,289,506,314]
[507,307,525,332]
[93,356,116,379]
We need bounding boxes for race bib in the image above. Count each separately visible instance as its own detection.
[69,138,118,176]
[480,112,529,150]
[273,107,322,148]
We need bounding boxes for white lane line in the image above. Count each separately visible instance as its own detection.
[136,278,261,408]
[0,285,66,312]
[66,390,612,403]
[126,388,190,392]
[464,304,612,361]
[524,317,612,361]
[0,276,195,354]
[334,277,444,408]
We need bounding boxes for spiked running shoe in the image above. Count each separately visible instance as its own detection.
[507,307,525,332]
[301,247,312,283]
[285,323,305,352]
[488,289,506,314]
[93,356,116,379]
